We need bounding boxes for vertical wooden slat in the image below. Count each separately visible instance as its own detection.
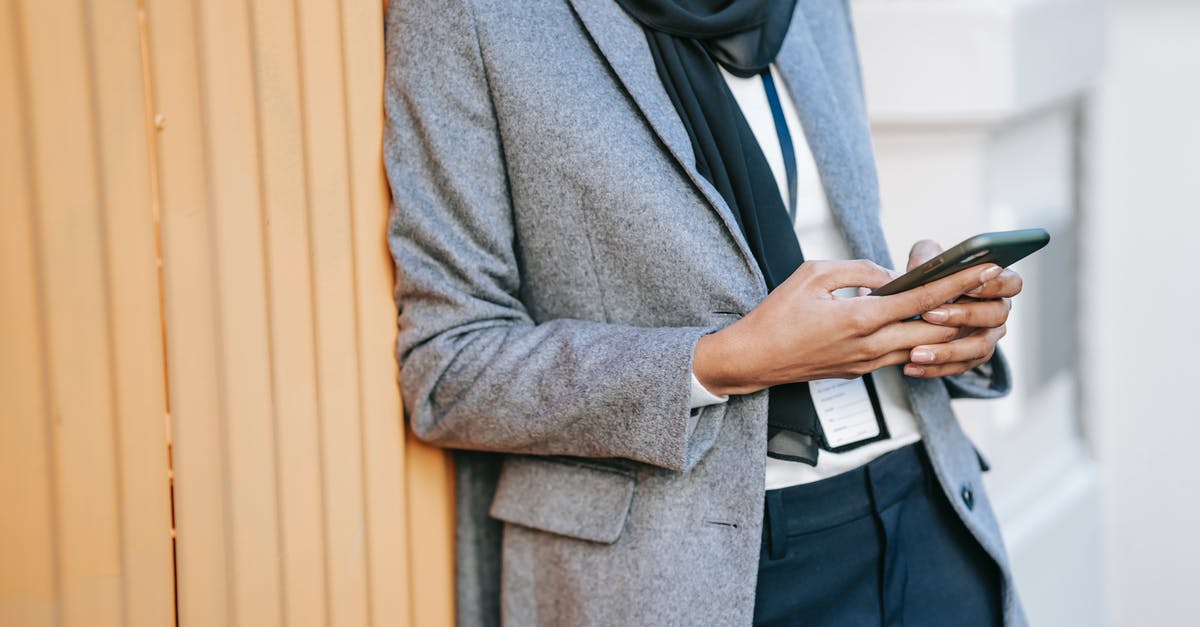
[0,4,59,626]
[341,0,416,624]
[16,0,125,624]
[85,0,177,624]
[406,437,457,626]
[245,1,331,626]
[195,0,286,624]
[294,1,370,625]
[4,0,460,624]
[365,1,457,620]
[144,0,231,622]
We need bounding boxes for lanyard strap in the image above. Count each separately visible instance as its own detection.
[761,69,798,221]
[760,69,891,459]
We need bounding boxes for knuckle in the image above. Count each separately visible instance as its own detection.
[910,239,940,260]
[941,360,968,375]
[916,288,943,313]
[845,308,875,335]
[869,351,901,372]
[986,302,1008,325]
[854,259,881,273]
[1010,273,1024,295]
[973,335,996,358]
[855,335,884,361]
[795,261,817,280]
[855,259,888,282]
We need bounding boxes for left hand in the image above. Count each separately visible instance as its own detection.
[901,239,1023,378]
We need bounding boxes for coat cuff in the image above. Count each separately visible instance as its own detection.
[943,348,1012,399]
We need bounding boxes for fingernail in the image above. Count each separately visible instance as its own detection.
[912,348,935,363]
[923,309,949,322]
[980,266,1002,283]
[904,364,925,377]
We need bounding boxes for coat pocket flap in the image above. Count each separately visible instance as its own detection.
[489,456,636,544]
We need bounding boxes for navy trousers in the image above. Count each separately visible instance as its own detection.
[753,443,1002,627]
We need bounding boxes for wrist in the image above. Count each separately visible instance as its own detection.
[693,327,764,396]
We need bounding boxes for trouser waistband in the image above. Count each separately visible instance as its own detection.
[763,442,929,560]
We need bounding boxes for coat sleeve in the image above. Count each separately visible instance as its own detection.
[942,349,1012,400]
[383,0,719,472]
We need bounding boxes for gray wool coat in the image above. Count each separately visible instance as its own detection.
[383,0,1027,625]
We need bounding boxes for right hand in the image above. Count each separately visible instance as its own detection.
[692,259,1003,395]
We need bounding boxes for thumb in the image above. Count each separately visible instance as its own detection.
[812,260,898,292]
[908,239,944,272]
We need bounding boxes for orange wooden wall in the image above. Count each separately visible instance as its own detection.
[0,1,455,626]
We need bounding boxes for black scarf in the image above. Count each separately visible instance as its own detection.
[616,0,826,464]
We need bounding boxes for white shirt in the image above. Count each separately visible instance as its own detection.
[688,66,921,490]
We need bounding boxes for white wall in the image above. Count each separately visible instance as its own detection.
[1088,1,1200,625]
[857,0,1200,624]
[853,1,1108,624]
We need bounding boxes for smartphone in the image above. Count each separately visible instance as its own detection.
[870,228,1050,296]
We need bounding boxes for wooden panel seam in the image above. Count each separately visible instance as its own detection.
[242,0,292,623]
[2,2,63,624]
[79,0,134,621]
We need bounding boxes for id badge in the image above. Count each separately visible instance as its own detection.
[809,373,889,452]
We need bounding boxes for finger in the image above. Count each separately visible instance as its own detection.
[965,268,1023,299]
[907,239,944,272]
[872,263,1003,324]
[920,299,1011,328]
[907,326,1004,367]
[903,358,990,379]
[808,259,900,292]
[860,318,961,355]
[842,348,912,378]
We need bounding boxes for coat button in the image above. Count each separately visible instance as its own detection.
[961,484,975,511]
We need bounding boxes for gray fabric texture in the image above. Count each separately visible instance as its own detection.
[383,0,1026,625]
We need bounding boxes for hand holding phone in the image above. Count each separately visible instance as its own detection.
[883,229,1048,378]
[871,229,1049,296]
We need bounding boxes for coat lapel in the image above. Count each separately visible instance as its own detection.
[566,0,891,276]
[565,0,764,284]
